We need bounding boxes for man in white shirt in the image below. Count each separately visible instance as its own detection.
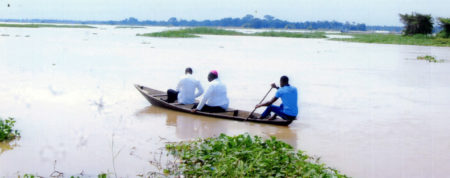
[192,70,229,113]
[166,67,204,104]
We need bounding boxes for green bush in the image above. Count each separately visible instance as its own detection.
[399,12,433,35]
[166,133,347,177]
[437,18,450,38]
[0,117,20,142]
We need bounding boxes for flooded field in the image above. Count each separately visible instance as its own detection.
[1,25,450,177]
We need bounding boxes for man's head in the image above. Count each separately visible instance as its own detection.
[280,75,289,87]
[208,70,218,82]
[185,67,193,74]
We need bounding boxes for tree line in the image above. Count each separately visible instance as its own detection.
[1,14,373,31]
[400,12,449,37]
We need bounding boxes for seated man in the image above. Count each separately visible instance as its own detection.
[192,70,229,113]
[255,76,298,120]
[166,67,204,104]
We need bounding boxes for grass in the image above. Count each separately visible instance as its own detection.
[0,23,96,28]
[137,27,326,38]
[0,117,20,142]
[331,33,450,47]
[165,133,347,177]
[137,29,199,38]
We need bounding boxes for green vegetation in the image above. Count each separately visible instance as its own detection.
[417,55,445,63]
[137,27,326,38]
[331,33,450,47]
[0,23,96,28]
[165,133,347,177]
[399,12,433,35]
[137,29,199,38]
[437,18,450,38]
[0,117,20,142]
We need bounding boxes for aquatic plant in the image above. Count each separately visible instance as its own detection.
[0,117,20,142]
[165,133,347,177]
[417,55,445,63]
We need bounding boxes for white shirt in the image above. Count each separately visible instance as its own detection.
[196,78,229,110]
[176,74,204,104]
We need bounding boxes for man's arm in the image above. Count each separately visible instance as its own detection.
[255,97,278,108]
[255,83,280,108]
[192,85,212,112]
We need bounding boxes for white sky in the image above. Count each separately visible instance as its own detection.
[0,0,449,26]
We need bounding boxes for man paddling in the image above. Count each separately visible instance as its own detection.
[192,70,229,113]
[166,67,204,104]
[255,76,298,120]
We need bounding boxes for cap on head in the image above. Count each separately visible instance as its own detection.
[210,70,218,76]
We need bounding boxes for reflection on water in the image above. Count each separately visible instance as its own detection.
[135,106,297,147]
[0,139,20,155]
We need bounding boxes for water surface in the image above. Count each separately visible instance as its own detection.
[1,26,450,177]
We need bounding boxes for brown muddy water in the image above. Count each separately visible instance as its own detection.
[1,25,450,177]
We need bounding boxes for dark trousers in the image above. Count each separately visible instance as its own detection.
[193,103,226,113]
[261,104,297,120]
[166,89,179,103]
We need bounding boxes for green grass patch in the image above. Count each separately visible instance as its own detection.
[165,133,347,177]
[137,29,199,38]
[0,117,20,142]
[331,33,450,47]
[137,27,326,38]
[0,23,96,28]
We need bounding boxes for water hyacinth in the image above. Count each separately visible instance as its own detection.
[166,133,347,177]
[0,117,20,142]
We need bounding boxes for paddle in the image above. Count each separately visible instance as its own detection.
[245,87,273,120]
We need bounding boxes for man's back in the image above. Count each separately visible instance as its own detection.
[197,79,229,110]
[275,85,298,117]
[177,74,203,104]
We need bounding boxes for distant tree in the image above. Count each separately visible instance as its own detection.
[264,15,275,21]
[168,17,177,25]
[399,12,433,35]
[437,18,450,38]
[242,14,254,22]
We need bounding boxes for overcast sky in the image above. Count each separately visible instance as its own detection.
[1,0,449,26]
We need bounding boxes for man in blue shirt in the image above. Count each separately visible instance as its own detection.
[255,76,298,120]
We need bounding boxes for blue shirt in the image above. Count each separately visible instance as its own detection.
[275,85,298,116]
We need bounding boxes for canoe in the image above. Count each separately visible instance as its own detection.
[135,84,293,126]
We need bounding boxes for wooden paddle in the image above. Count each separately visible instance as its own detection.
[245,87,273,120]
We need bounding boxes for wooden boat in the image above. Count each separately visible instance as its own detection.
[135,84,293,126]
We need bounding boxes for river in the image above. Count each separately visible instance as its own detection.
[1,25,449,177]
